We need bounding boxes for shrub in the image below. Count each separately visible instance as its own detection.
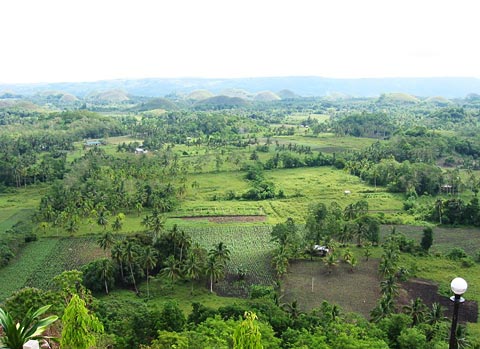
[461,256,475,268]
[447,247,468,261]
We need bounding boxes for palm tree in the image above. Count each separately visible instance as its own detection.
[204,255,224,293]
[370,294,395,323]
[380,274,399,298]
[97,231,115,257]
[111,241,125,281]
[183,253,204,295]
[97,209,110,231]
[96,258,114,294]
[346,254,358,272]
[142,210,165,242]
[209,242,231,266]
[435,198,443,224]
[363,242,372,261]
[403,297,427,326]
[0,305,58,349]
[64,217,79,236]
[112,213,125,233]
[281,300,303,320]
[161,255,182,287]
[141,246,158,297]
[177,230,192,263]
[324,253,338,274]
[342,248,353,263]
[427,302,445,325]
[123,240,140,294]
[272,246,290,278]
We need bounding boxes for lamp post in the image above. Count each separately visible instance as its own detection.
[449,277,468,349]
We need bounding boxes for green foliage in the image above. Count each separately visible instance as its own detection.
[420,227,433,252]
[0,304,58,349]
[157,301,186,332]
[233,312,263,349]
[82,258,115,294]
[447,247,468,261]
[397,327,427,349]
[60,294,104,349]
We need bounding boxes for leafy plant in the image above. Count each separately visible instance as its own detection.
[0,305,58,349]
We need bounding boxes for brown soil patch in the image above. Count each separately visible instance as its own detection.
[180,215,266,223]
[399,278,478,323]
[281,258,381,318]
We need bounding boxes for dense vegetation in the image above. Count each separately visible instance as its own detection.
[1,90,480,348]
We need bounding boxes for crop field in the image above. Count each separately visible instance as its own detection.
[0,239,58,301]
[0,237,102,301]
[184,225,276,296]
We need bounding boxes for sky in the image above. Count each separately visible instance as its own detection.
[1,0,479,84]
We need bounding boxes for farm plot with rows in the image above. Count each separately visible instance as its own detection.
[0,237,103,301]
[184,225,276,296]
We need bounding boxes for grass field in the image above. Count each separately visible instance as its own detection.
[270,133,379,153]
[0,185,47,237]
[379,225,480,256]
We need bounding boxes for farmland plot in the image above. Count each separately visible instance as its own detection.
[184,226,276,296]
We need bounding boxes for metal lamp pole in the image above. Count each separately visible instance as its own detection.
[449,277,468,349]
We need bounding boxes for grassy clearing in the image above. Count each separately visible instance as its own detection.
[380,225,480,256]
[100,279,245,316]
[270,133,378,153]
[284,112,330,124]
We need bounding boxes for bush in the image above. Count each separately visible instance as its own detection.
[24,234,38,243]
[249,285,275,300]
[461,256,475,268]
[0,244,15,267]
[447,247,468,261]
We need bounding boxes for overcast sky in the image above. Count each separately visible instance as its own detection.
[1,0,479,83]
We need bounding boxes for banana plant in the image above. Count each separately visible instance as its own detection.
[0,305,58,349]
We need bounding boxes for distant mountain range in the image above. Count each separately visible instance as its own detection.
[1,76,480,98]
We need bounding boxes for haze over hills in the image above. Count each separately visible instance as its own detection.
[1,76,480,98]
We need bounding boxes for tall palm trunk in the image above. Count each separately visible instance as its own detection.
[146,267,150,297]
[129,262,138,294]
[104,270,109,294]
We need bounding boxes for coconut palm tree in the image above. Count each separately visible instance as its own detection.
[96,258,114,294]
[177,230,192,263]
[380,274,399,298]
[161,255,182,287]
[111,241,125,281]
[204,255,224,293]
[97,209,110,231]
[209,242,231,266]
[403,297,427,326]
[123,240,140,294]
[281,300,303,320]
[272,246,290,278]
[141,246,158,297]
[346,254,358,272]
[97,231,115,257]
[427,302,445,325]
[183,252,204,295]
[324,253,338,275]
